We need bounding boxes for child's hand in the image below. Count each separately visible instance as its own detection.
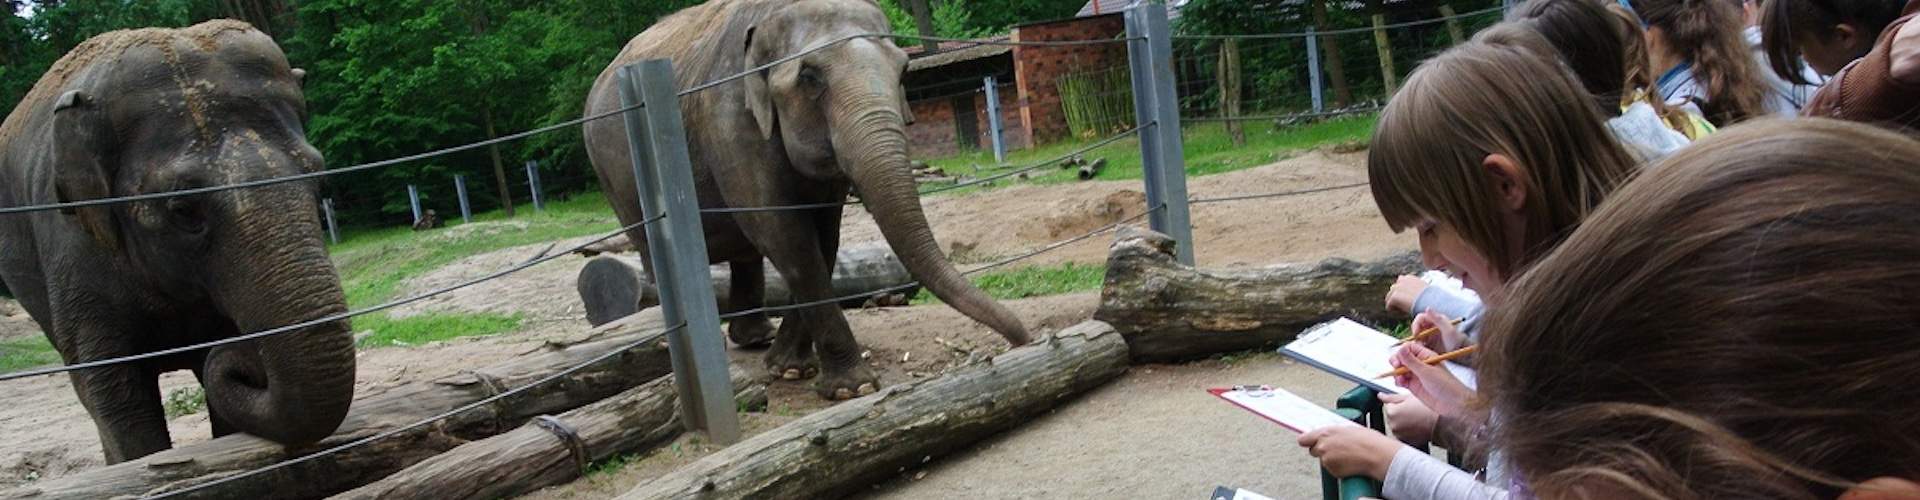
[1892,19,1920,84]
[1384,275,1427,314]
[1390,343,1475,415]
[1298,425,1403,480]
[1382,393,1437,444]
[1411,310,1469,353]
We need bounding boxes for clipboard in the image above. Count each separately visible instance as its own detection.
[1279,318,1408,394]
[1211,486,1277,500]
[1208,385,1358,434]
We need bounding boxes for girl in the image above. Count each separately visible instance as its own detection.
[1630,0,1775,124]
[1482,118,1920,499]
[1298,37,1637,499]
[1760,0,1906,80]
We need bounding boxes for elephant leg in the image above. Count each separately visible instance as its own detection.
[803,204,880,397]
[69,362,170,463]
[725,256,775,347]
[761,221,873,398]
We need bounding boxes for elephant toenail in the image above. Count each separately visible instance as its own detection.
[834,388,854,399]
[783,368,802,380]
[857,383,877,395]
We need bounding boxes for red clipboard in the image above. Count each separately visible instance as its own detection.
[1209,386,1357,434]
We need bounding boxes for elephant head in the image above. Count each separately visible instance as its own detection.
[743,0,1031,345]
[51,22,353,446]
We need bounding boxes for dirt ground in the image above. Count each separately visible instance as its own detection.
[0,149,1414,496]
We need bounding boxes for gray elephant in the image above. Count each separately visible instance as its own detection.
[0,21,354,463]
[583,0,1028,399]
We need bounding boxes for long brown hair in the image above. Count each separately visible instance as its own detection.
[1631,0,1772,124]
[1505,0,1631,116]
[1369,40,1638,279]
[1481,118,1920,499]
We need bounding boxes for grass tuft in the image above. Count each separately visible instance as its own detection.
[912,262,1107,305]
[163,386,206,418]
[0,336,58,372]
[354,313,524,348]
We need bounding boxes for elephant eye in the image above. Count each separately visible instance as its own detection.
[165,197,207,235]
[798,66,822,87]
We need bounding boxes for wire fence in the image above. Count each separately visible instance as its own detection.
[0,3,1510,495]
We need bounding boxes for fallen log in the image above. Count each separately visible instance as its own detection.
[578,242,920,327]
[1,313,678,500]
[1094,227,1419,362]
[332,366,766,500]
[617,320,1130,500]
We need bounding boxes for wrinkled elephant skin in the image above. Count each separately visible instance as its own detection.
[0,21,355,463]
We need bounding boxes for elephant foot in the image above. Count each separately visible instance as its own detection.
[814,364,879,400]
[764,343,819,381]
[727,316,776,348]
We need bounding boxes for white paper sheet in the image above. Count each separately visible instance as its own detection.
[1215,386,1358,434]
[1282,317,1477,394]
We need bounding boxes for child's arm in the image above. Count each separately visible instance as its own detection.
[1383,448,1510,500]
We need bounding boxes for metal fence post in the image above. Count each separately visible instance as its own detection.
[1125,1,1196,265]
[617,59,741,445]
[407,185,422,225]
[321,198,338,244]
[524,160,545,212]
[984,75,1006,164]
[454,175,472,224]
[1307,27,1325,114]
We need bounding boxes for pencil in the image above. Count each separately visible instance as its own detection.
[1393,317,1466,346]
[1375,345,1476,379]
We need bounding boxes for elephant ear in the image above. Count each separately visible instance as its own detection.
[50,89,121,251]
[744,25,800,140]
[898,85,915,125]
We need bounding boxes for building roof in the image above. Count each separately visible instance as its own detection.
[906,37,1013,72]
[1076,0,1187,18]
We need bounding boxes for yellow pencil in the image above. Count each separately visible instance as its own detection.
[1376,345,1476,379]
[1393,317,1466,346]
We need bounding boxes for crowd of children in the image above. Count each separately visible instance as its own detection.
[1284,0,1920,497]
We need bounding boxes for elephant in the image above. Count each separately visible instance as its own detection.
[583,0,1029,399]
[0,20,354,463]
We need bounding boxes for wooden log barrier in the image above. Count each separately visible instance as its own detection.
[616,320,1130,500]
[332,366,766,500]
[1,313,677,500]
[1094,227,1419,362]
[578,242,920,326]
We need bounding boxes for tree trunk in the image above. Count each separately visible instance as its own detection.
[1093,227,1420,362]
[1371,12,1399,95]
[1439,4,1466,45]
[1218,39,1245,147]
[1,314,679,500]
[483,102,515,217]
[332,367,766,500]
[908,0,939,52]
[616,320,1129,500]
[577,243,919,326]
[1311,0,1355,107]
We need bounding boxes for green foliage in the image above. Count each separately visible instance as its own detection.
[329,192,617,309]
[162,386,206,418]
[876,0,994,40]
[0,335,57,372]
[911,262,1107,304]
[354,312,523,348]
[586,451,640,477]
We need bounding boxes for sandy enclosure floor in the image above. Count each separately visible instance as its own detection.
[0,149,1412,496]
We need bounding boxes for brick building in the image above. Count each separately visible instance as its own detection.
[901,13,1130,158]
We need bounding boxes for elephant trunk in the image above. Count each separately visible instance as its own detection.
[831,84,1031,346]
[202,184,355,446]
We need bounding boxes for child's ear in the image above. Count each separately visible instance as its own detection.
[1482,153,1528,213]
[1838,477,1920,500]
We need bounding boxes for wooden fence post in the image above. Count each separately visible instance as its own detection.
[1217,38,1245,146]
[1372,14,1399,95]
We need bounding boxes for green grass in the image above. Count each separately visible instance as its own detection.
[329,192,621,310]
[163,386,206,418]
[911,262,1107,305]
[0,336,58,372]
[353,312,524,348]
[918,114,1376,196]
[327,193,615,349]
[586,451,641,477]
